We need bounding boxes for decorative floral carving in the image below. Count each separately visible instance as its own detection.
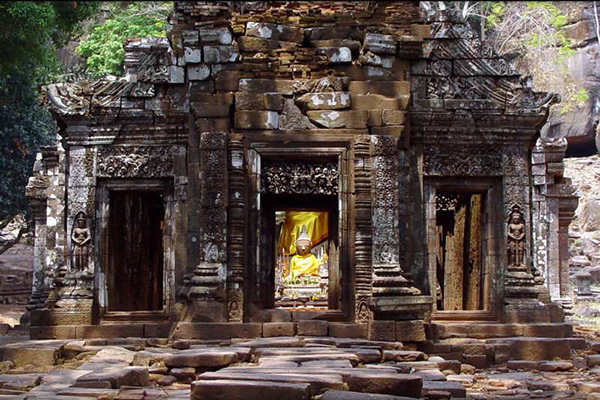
[262,161,338,196]
[97,146,174,178]
[424,144,502,176]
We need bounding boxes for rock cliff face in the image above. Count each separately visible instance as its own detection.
[564,155,600,298]
[541,2,600,156]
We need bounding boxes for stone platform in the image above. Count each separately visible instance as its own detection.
[0,333,598,399]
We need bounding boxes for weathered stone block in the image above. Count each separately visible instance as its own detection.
[348,81,410,98]
[359,52,395,68]
[215,70,240,92]
[382,110,405,125]
[198,27,233,45]
[246,22,304,43]
[322,390,415,400]
[396,321,426,342]
[164,349,239,368]
[239,79,296,95]
[351,94,405,110]
[311,39,361,52]
[368,109,383,127]
[316,47,352,63]
[30,325,76,340]
[422,381,466,397]
[464,354,487,369]
[347,373,422,397]
[329,323,367,338]
[369,321,396,342]
[263,322,295,337]
[188,64,210,81]
[192,379,310,400]
[168,66,185,84]
[238,36,281,52]
[203,46,239,64]
[296,92,351,110]
[296,320,328,336]
[235,92,284,111]
[371,126,405,138]
[383,350,427,362]
[234,110,279,129]
[184,47,202,63]
[307,110,368,129]
[76,324,144,339]
[364,33,397,54]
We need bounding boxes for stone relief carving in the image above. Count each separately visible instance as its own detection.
[507,204,526,270]
[71,212,91,273]
[355,299,372,323]
[424,144,502,176]
[262,161,339,196]
[97,146,174,178]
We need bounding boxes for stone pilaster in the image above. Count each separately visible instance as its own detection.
[353,135,374,323]
[226,133,245,322]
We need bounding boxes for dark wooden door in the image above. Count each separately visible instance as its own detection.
[108,190,164,311]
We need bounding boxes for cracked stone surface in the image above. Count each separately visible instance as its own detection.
[1,334,600,400]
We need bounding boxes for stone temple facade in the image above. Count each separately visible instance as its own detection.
[25,1,578,340]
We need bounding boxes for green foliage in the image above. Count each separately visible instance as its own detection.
[0,1,100,80]
[0,69,57,222]
[0,2,98,224]
[484,1,587,115]
[485,1,505,27]
[76,2,172,77]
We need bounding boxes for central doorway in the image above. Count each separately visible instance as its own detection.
[262,194,339,311]
[107,190,165,312]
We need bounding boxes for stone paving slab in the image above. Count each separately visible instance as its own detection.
[191,379,310,400]
[0,333,597,399]
[197,371,346,395]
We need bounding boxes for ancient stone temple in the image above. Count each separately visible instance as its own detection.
[25,1,577,340]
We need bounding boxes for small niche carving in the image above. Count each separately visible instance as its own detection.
[72,211,91,272]
[507,204,526,269]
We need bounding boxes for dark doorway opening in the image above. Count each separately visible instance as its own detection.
[435,192,485,311]
[107,190,165,311]
[262,194,339,311]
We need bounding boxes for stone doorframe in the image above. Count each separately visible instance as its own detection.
[246,142,353,321]
[95,179,176,322]
[424,177,503,321]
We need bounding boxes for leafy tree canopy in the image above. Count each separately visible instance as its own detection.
[0,1,100,243]
[76,2,172,77]
[0,1,100,79]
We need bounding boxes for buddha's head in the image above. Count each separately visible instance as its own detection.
[296,224,312,256]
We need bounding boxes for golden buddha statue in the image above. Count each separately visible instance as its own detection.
[288,225,322,281]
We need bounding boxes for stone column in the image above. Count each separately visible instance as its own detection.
[353,135,374,323]
[227,133,245,322]
[503,144,552,322]
[371,135,421,298]
[182,132,228,321]
[531,138,578,301]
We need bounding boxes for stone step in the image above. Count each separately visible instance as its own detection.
[428,323,572,340]
[197,371,346,395]
[191,379,311,400]
[485,337,572,361]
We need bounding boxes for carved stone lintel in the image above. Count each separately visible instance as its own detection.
[262,160,338,196]
[424,144,502,176]
[97,146,175,178]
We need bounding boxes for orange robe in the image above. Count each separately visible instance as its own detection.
[289,253,321,280]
